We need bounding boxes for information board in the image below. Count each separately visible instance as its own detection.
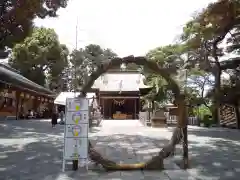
[62,97,89,171]
[64,137,88,160]
[65,111,89,124]
[65,124,88,138]
[66,98,89,111]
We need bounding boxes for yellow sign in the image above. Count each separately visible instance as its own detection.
[73,130,79,136]
[74,117,80,124]
[72,125,81,137]
[75,105,80,111]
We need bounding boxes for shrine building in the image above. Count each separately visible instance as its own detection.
[91,67,151,120]
[0,62,55,120]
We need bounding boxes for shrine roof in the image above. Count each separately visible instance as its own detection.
[92,71,150,92]
[0,63,54,96]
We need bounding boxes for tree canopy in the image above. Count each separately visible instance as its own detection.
[142,44,186,104]
[0,0,68,58]
[143,0,240,123]
[9,27,69,91]
[70,44,117,90]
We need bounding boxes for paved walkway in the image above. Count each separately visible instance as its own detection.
[0,119,240,179]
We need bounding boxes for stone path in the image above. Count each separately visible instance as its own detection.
[139,125,240,180]
[0,119,239,179]
[87,120,191,180]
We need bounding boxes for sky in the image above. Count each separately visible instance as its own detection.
[34,0,216,57]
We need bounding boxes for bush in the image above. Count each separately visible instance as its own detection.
[201,115,213,127]
[193,105,212,120]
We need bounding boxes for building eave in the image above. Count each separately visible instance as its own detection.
[0,66,55,96]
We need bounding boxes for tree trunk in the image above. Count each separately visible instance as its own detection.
[212,70,221,125]
[234,102,240,129]
[176,94,188,168]
[152,101,155,113]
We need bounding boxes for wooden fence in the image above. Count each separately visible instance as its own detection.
[166,115,199,126]
[139,112,199,126]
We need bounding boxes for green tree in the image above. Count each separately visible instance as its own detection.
[9,27,69,89]
[144,43,216,114]
[180,0,240,123]
[70,48,88,90]
[146,44,186,69]
[187,68,214,109]
[143,44,186,105]
[143,73,170,104]
[70,44,117,89]
[0,0,68,58]
[48,44,69,92]
[84,44,117,73]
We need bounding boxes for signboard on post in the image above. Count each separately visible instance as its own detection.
[62,97,89,171]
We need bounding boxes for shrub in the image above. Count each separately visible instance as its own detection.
[201,114,213,127]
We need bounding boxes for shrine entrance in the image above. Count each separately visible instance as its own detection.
[101,97,139,119]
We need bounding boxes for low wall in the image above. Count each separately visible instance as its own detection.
[0,115,16,121]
